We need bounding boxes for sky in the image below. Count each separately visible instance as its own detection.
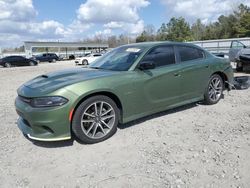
[0,0,249,48]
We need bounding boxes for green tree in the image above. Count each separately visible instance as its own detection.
[156,23,168,41]
[136,31,148,42]
[191,19,205,41]
[237,12,250,37]
[165,17,192,42]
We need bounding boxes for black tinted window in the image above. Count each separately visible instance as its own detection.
[177,46,204,62]
[142,46,175,67]
[11,56,23,61]
[16,56,24,60]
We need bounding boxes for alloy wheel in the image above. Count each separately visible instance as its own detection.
[80,101,115,139]
[208,77,223,102]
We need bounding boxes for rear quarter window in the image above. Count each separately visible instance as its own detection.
[177,46,204,62]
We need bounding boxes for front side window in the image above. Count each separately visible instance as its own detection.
[177,46,204,62]
[141,46,175,67]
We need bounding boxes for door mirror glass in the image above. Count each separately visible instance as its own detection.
[138,61,155,70]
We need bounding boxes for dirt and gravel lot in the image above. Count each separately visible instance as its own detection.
[0,61,249,188]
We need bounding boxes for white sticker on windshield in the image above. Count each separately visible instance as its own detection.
[126,48,141,53]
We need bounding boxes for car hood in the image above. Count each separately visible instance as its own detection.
[18,68,119,96]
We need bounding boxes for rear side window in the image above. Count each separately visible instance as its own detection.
[142,46,175,67]
[177,46,204,62]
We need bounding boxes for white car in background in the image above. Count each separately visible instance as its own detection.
[75,53,102,65]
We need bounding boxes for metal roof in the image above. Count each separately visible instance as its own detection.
[24,41,109,48]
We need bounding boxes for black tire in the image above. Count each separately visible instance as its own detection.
[204,74,224,105]
[236,62,243,72]
[82,59,88,65]
[4,62,11,68]
[29,61,35,66]
[72,95,119,144]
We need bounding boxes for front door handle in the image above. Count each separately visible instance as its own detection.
[174,72,180,77]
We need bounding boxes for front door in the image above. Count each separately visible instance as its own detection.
[133,45,182,113]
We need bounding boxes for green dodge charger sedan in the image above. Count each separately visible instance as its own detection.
[15,42,233,144]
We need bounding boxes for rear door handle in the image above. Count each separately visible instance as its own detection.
[205,65,209,68]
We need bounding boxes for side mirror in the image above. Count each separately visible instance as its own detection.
[138,61,155,70]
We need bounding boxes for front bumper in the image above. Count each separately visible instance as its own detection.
[15,96,72,141]
[17,118,71,141]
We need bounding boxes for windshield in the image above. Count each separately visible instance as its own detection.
[90,46,145,71]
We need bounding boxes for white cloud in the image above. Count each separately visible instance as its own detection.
[104,22,123,29]
[77,0,149,23]
[0,0,71,47]
[0,0,37,21]
[161,0,250,23]
[76,0,150,34]
[0,0,149,47]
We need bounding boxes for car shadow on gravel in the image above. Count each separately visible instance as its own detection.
[118,102,199,130]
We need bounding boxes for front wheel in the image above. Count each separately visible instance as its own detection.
[204,74,224,105]
[82,60,88,65]
[72,95,119,144]
[4,62,11,68]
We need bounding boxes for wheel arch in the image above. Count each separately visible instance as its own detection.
[82,59,88,62]
[70,91,123,125]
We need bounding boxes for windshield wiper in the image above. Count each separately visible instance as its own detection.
[90,67,104,70]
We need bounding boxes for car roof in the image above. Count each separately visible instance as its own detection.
[122,41,203,50]
[3,55,24,58]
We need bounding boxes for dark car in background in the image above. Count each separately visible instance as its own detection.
[0,56,38,68]
[33,53,59,63]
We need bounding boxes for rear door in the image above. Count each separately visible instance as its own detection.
[175,45,211,101]
[17,56,26,66]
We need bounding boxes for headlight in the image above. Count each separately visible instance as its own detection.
[31,96,68,108]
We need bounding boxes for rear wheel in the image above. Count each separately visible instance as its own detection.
[4,62,11,68]
[204,74,223,105]
[29,61,35,66]
[72,95,119,144]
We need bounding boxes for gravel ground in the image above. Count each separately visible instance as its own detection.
[0,61,249,188]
